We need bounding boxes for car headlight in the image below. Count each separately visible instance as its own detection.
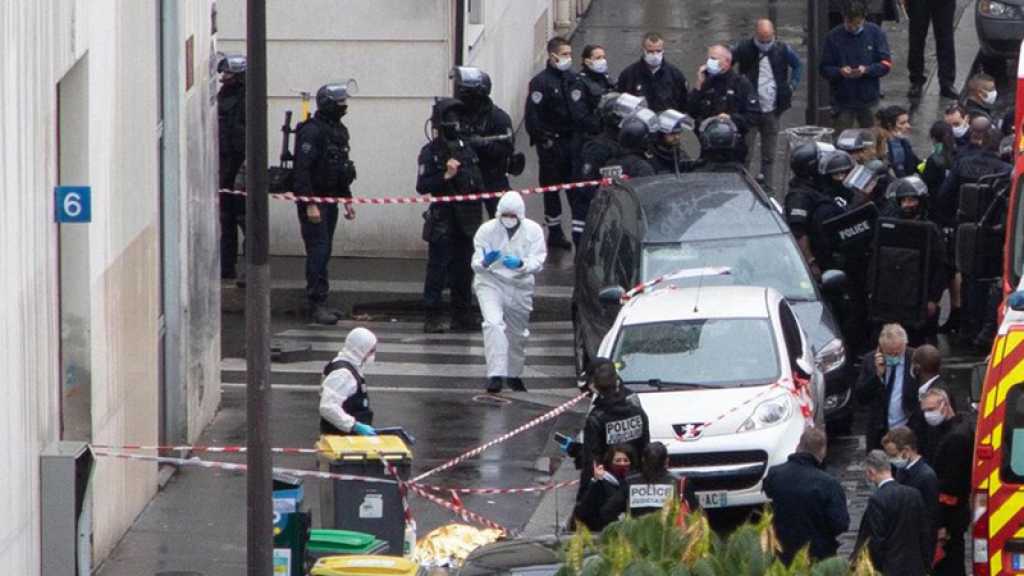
[737,396,793,433]
[815,338,845,375]
[979,0,1021,18]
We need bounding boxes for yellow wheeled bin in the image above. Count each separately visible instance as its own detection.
[309,555,425,576]
[316,435,412,555]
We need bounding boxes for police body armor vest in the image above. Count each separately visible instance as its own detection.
[626,474,678,517]
[319,359,373,435]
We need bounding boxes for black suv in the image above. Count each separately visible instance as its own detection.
[572,171,854,430]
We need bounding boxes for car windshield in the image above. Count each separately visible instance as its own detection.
[612,318,780,387]
[642,236,817,301]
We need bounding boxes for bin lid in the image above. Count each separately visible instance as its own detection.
[310,555,421,576]
[317,435,412,461]
[308,529,378,552]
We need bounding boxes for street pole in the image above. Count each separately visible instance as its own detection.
[245,0,272,574]
[806,0,821,125]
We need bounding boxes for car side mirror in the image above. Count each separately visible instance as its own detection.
[970,360,987,405]
[598,286,625,306]
[820,269,847,295]
[794,357,814,379]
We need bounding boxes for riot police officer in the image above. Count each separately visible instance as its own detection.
[417,98,486,334]
[525,36,578,251]
[786,146,853,279]
[294,82,358,325]
[217,54,247,283]
[573,93,635,244]
[650,109,695,174]
[695,116,745,170]
[452,66,516,218]
[607,111,657,178]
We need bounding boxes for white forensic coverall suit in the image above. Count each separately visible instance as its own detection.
[319,327,377,433]
[471,192,547,378]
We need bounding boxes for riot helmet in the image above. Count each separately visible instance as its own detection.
[611,93,648,120]
[316,80,358,120]
[217,54,247,75]
[698,116,741,153]
[451,66,492,108]
[789,142,821,180]
[656,109,694,149]
[886,174,929,218]
[835,128,875,153]
[618,115,652,151]
[431,97,467,141]
[597,91,624,133]
[818,150,856,179]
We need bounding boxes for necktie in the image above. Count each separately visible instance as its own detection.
[885,365,897,406]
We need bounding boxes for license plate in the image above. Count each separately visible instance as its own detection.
[698,491,729,509]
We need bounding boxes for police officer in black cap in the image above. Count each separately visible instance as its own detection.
[525,36,579,251]
[650,109,696,174]
[218,54,247,283]
[294,81,358,325]
[417,98,486,334]
[607,110,658,178]
[452,67,517,218]
[695,116,746,171]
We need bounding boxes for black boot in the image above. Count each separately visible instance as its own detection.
[311,304,338,326]
[547,229,572,251]
[423,315,447,334]
[450,312,479,333]
[507,377,528,392]
[486,377,504,394]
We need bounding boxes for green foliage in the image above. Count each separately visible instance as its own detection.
[558,505,878,576]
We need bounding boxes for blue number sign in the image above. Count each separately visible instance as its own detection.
[55,186,92,223]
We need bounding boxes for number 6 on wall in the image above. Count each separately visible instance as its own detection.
[55,186,91,223]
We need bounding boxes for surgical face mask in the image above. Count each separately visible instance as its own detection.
[884,354,902,367]
[705,57,722,76]
[644,51,664,68]
[890,457,908,469]
[588,58,608,74]
[983,89,998,105]
[553,56,572,71]
[952,123,969,138]
[500,216,519,229]
[755,39,775,52]
[924,409,945,427]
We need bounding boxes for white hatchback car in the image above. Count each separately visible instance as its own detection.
[595,284,824,510]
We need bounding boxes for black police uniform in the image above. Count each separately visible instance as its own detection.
[462,96,515,217]
[785,176,851,270]
[218,79,246,279]
[319,359,373,435]
[525,63,579,242]
[650,144,694,175]
[293,111,356,307]
[907,0,956,93]
[608,150,657,178]
[416,136,485,327]
[624,470,699,518]
[577,391,651,501]
[616,59,690,113]
[688,70,758,162]
[573,130,622,245]
[572,68,616,136]
[929,414,974,576]
[935,144,1011,227]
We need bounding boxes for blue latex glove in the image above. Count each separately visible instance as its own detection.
[482,249,502,267]
[352,423,377,436]
[502,255,523,269]
[556,435,574,454]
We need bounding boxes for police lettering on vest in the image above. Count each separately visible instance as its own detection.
[629,482,676,511]
[606,415,644,444]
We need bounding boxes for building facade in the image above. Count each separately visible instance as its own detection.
[0,1,221,574]
[219,0,591,257]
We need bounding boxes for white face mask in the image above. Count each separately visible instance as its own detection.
[952,123,969,138]
[500,216,519,229]
[644,51,664,68]
[983,89,998,105]
[890,457,908,469]
[364,352,376,366]
[924,409,945,427]
[589,58,608,74]
[706,57,722,76]
[554,56,572,71]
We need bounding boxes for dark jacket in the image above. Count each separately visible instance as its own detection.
[217,81,246,187]
[894,458,940,561]
[920,148,953,195]
[616,59,690,113]
[525,64,577,145]
[964,98,995,121]
[886,137,921,179]
[607,150,657,178]
[578,391,651,495]
[908,375,956,454]
[687,69,758,134]
[293,112,355,198]
[928,414,974,532]
[732,38,803,113]
[935,146,1011,227]
[573,472,627,532]
[579,131,622,179]
[820,23,892,110]
[855,348,920,451]
[572,68,616,136]
[763,452,851,564]
[784,176,851,270]
[650,144,694,175]
[462,98,515,192]
[624,470,699,518]
[853,479,931,575]
[415,138,484,239]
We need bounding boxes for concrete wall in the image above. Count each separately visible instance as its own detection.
[0,1,219,573]
[219,0,557,257]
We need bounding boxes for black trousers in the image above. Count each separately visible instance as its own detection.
[934,512,968,576]
[296,202,339,305]
[219,156,246,277]
[907,0,956,88]
[423,219,474,319]
[537,135,579,237]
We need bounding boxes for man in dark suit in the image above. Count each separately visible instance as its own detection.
[853,450,931,575]
[908,344,956,458]
[882,426,939,564]
[856,323,920,451]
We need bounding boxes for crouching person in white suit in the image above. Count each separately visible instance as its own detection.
[471,191,547,393]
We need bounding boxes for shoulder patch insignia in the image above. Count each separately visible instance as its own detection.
[418,164,426,176]
[531,91,543,104]
[571,89,583,102]
[790,208,808,217]
[300,142,314,154]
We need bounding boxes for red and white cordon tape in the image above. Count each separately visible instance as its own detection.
[419,478,579,496]
[410,392,589,483]
[619,267,732,303]
[218,177,612,206]
[404,481,509,534]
